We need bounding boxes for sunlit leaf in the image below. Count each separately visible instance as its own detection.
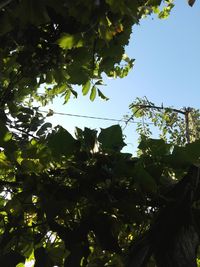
[82,80,91,95]
[57,33,83,50]
[64,89,71,103]
[90,86,97,101]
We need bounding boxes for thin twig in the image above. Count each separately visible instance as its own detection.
[9,124,40,140]
[130,104,186,115]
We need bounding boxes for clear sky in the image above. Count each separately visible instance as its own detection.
[43,1,200,154]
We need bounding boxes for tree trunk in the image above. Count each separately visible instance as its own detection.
[154,224,199,267]
[126,165,200,267]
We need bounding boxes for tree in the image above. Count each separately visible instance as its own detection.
[129,97,200,145]
[1,104,200,267]
[0,0,174,106]
[0,1,199,267]
[126,98,200,266]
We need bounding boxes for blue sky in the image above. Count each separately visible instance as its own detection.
[44,1,200,153]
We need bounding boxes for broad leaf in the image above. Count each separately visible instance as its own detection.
[47,126,78,158]
[98,125,126,151]
[57,33,83,50]
[134,162,157,193]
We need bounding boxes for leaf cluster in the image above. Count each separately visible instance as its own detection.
[0,0,174,105]
[1,104,200,266]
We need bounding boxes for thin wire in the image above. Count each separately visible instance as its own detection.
[38,109,154,125]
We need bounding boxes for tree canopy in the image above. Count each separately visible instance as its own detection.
[0,0,174,105]
[0,1,200,267]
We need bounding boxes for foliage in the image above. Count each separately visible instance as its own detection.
[0,103,200,266]
[0,0,199,266]
[129,97,200,146]
[0,0,174,105]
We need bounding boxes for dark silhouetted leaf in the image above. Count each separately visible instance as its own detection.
[98,125,126,151]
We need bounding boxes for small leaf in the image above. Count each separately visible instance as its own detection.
[97,89,109,101]
[90,86,97,101]
[188,0,196,7]
[70,88,78,98]
[57,33,83,50]
[95,79,105,85]
[16,263,25,267]
[82,80,91,95]
[0,121,12,146]
[64,90,71,103]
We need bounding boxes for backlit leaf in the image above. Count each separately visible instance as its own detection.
[82,80,91,95]
[90,86,97,101]
[47,126,79,158]
[98,125,126,151]
[57,33,83,50]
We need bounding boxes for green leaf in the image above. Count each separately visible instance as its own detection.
[134,162,157,193]
[68,64,89,85]
[82,80,91,95]
[185,140,200,161]
[47,126,79,158]
[75,127,83,139]
[90,86,97,101]
[57,33,83,50]
[97,89,109,100]
[36,123,52,136]
[70,88,78,98]
[20,159,40,172]
[0,121,12,146]
[82,127,98,150]
[98,125,126,152]
[168,140,200,169]
[18,106,34,115]
[138,138,171,156]
[168,146,192,169]
[64,89,71,103]
[16,263,25,267]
